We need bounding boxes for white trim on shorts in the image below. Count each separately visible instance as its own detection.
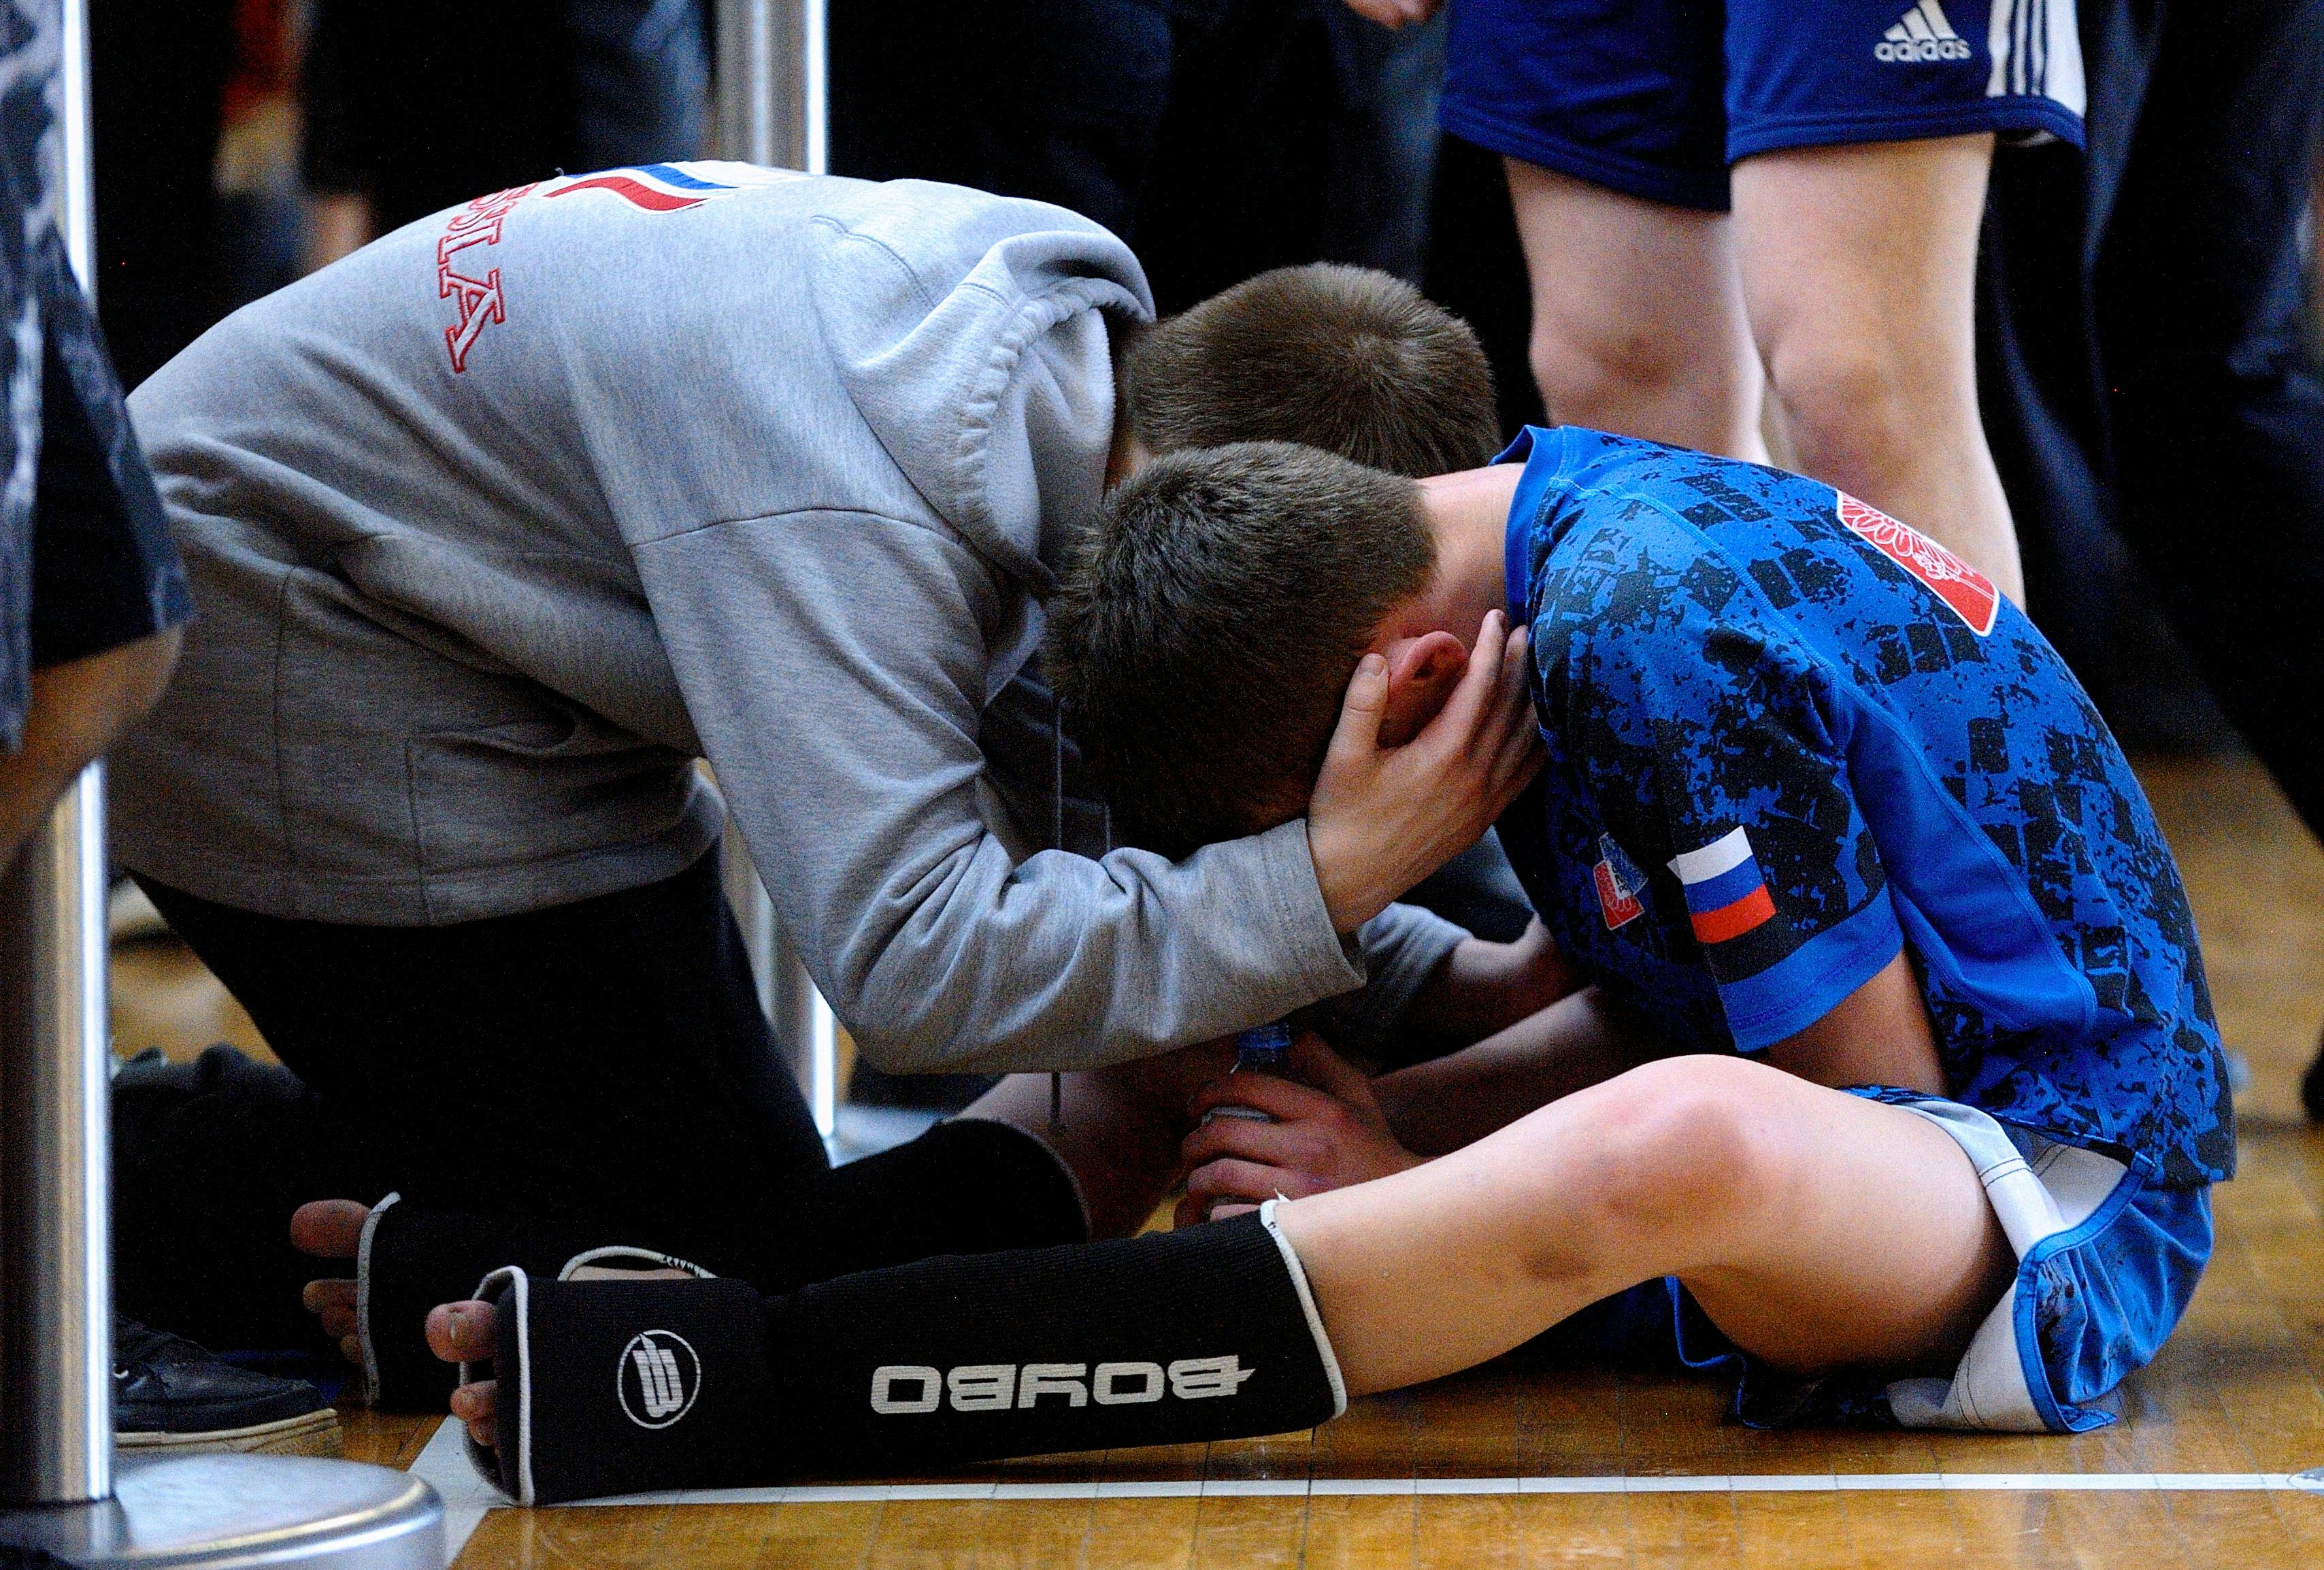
[1882,1098,2129,1431]
[1986,0,2087,117]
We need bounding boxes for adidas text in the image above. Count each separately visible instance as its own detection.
[1876,35,1970,60]
[1876,0,1972,61]
[867,1356,1256,1414]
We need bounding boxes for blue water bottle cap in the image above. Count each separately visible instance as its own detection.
[1234,1022,1295,1069]
[1209,1022,1293,1124]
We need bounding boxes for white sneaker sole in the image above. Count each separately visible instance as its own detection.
[117,1407,344,1458]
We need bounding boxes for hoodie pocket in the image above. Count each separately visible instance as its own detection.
[405,708,705,878]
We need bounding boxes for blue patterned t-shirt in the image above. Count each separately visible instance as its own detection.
[1494,427,2232,1186]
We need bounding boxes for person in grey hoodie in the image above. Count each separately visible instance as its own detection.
[106,165,1549,1360]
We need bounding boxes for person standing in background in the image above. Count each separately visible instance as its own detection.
[1974,0,2324,1121]
[827,0,1448,309]
[1421,0,2076,606]
[300,0,710,267]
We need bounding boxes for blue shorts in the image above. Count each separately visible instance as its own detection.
[1540,1092,2209,1432]
[1442,0,2087,211]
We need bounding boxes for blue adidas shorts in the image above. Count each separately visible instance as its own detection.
[1540,1090,2208,1432]
[1442,0,2087,212]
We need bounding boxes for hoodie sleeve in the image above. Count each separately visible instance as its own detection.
[636,505,1375,1074]
[1335,904,1469,1056]
[630,187,1449,1072]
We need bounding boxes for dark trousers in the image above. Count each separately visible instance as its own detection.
[115,851,837,1350]
[1981,0,2324,826]
[827,0,1445,308]
[1130,0,1447,310]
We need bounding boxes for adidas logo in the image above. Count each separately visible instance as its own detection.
[1876,0,1972,61]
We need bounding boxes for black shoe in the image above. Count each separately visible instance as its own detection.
[113,1317,341,1457]
[2304,1035,2324,1123]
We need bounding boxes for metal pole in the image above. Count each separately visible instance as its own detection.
[3,4,442,1559]
[714,0,827,173]
[0,773,111,1504]
[795,948,838,1138]
[718,835,836,1138]
[714,0,838,1139]
[0,0,110,1505]
[55,0,93,277]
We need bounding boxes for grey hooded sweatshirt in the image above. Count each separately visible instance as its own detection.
[112,167,1462,1074]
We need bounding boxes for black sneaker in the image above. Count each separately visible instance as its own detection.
[113,1317,342,1457]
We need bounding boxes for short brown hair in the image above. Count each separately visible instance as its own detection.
[1048,441,1435,857]
[1119,265,1499,478]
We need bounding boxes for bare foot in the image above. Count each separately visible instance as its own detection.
[421,1269,687,1448]
[291,1199,371,1365]
[427,1299,499,1447]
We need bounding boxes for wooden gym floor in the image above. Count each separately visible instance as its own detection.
[115,754,2324,1568]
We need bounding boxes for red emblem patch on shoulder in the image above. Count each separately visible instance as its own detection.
[1593,833,1648,931]
[1594,859,1644,929]
[1835,493,1999,636]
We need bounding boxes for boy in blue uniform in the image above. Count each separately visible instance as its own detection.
[1072,428,2225,1433]
[420,431,2225,1499]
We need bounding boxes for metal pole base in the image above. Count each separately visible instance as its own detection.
[0,1456,441,1569]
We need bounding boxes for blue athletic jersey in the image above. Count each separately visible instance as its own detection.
[1495,427,2233,1186]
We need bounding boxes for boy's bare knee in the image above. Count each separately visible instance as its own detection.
[1556,1056,1795,1257]
[1529,324,1629,425]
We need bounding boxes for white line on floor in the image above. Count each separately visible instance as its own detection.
[406,1420,2324,1567]
[411,1420,500,1567]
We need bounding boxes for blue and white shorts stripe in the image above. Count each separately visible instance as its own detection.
[1444,0,2085,212]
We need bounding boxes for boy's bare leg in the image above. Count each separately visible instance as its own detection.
[430,1051,2014,1448]
[1277,1052,2014,1395]
[957,1038,1236,1239]
[1505,159,1769,462]
[1731,135,2022,604]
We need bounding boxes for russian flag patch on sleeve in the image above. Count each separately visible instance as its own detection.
[1669,827,1776,946]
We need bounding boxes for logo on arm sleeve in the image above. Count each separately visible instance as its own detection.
[435,182,540,373]
[616,1330,701,1429]
[1669,827,1776,946]
[546,163,735,213]
[1836,494,1999,635]
[1594,833,1649,930]
[543,162,805,214]
[431,164,802,374]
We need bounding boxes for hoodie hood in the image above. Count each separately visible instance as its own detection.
[809,181,1153,595]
